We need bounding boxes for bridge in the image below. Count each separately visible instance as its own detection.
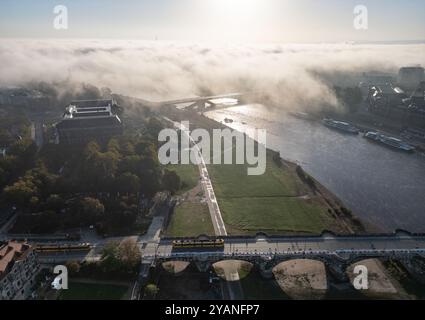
[133,93,246,112]
[143,231,425,281]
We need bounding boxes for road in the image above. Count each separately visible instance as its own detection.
[31,120,44,149]
[35,233,425,266]
[193,136,227,236]
[168,119,227,236]
[151,233,425,260]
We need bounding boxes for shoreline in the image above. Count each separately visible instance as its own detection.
[156,104,421,300]
[161,104,372,235]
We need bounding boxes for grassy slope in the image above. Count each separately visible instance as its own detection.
[208,152,334,235]
[166,202,215,237]
[167,164,199,194]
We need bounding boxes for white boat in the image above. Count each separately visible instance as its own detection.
[322,118,359,134]
[364,131,415,153]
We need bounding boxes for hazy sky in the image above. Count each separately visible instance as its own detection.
[0,0,424,43]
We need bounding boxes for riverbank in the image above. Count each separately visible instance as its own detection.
[157,104,421,300]
[161,105,369,236]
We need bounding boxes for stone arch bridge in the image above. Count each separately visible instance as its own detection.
[142,231,425,281]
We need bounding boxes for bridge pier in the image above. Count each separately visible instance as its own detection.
[398,256,425,284]
[194,260,212,273]
[326,262,348,282]
[256,257,277,279]
[258,264,274,279]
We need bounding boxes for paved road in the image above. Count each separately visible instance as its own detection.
[193,137,227,236]
[164,118,227,236]
[31,120,44,150]
[151,234,425,259]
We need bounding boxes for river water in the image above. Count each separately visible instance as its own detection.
[204,104,425,233]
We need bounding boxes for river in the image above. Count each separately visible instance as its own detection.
[204,104,425,233]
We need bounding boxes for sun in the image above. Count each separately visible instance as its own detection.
[210,0,265,19]
[203,0,271,41]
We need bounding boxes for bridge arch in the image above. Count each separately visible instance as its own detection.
[271,258,328,299]
[161,260,191,274]
[212,259,254,281]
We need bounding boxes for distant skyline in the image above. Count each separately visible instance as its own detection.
[0,0,424,43]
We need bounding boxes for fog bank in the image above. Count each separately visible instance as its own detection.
[1,39,424,111]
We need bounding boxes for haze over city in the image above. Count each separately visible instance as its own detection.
[1,0,425,42]
[1,0,425,306]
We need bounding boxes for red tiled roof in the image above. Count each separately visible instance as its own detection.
[0,241,32,279]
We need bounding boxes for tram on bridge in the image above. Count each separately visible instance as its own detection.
[172,238,225,249]
[35,243,92,253]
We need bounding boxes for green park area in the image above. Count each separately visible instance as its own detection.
[207,151,335,235]
[166,164,199,194]
[59,282,129,300]
[166,202,215,237]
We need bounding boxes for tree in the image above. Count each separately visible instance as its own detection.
[65,261,81,276]
[100,241,122,273]
[162,170,181,194]
[79,197,105,225]
[144,284,159,299]
[118,238,141,272]
[0,167,7,187]
[46,194,64,211]
[115,172,140,194]
[146,117,164,140]
[3,178,36,207]
[29,196,39,211]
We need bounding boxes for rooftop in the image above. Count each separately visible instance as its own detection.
[64,99,116,120]
[0,241,32,280]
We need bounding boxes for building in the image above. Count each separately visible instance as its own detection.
[55,99,123,144]
[0,88,49,107]
[403,81,425,112]
[0,241,40,300]
[359,72,396,96]
[367,83,407,108]
[398,66,425,90]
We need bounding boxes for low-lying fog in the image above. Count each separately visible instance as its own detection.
[0,39,424,111]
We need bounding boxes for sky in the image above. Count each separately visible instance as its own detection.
[0,0,424,43]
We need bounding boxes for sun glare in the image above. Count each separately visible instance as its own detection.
[211,0,263,17]
[204,0,272,41]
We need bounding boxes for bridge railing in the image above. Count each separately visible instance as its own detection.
[160,229,425,243]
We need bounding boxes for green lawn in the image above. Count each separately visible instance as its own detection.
[219,197,331,235]
[59,282,129,300]
[166,202,215,237]
[207,146,334,235]
[208,156,303,198]
[167,164,199,194]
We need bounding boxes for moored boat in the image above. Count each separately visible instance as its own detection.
[322,118,359,134]
[364,131,415,153]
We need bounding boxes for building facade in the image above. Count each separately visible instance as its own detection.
[398,66,425,91]
[55,99,123,144]
[0,241,40,300]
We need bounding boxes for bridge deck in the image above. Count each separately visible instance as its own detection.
[159,93,243,106]
[149,235,425,259]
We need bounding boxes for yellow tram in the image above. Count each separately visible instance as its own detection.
[35,243,92,253]
[172,238,225,249]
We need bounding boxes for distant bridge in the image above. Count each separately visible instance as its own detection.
[159,93,245,112]
[125,93,247,112]
[143,231,425,281]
